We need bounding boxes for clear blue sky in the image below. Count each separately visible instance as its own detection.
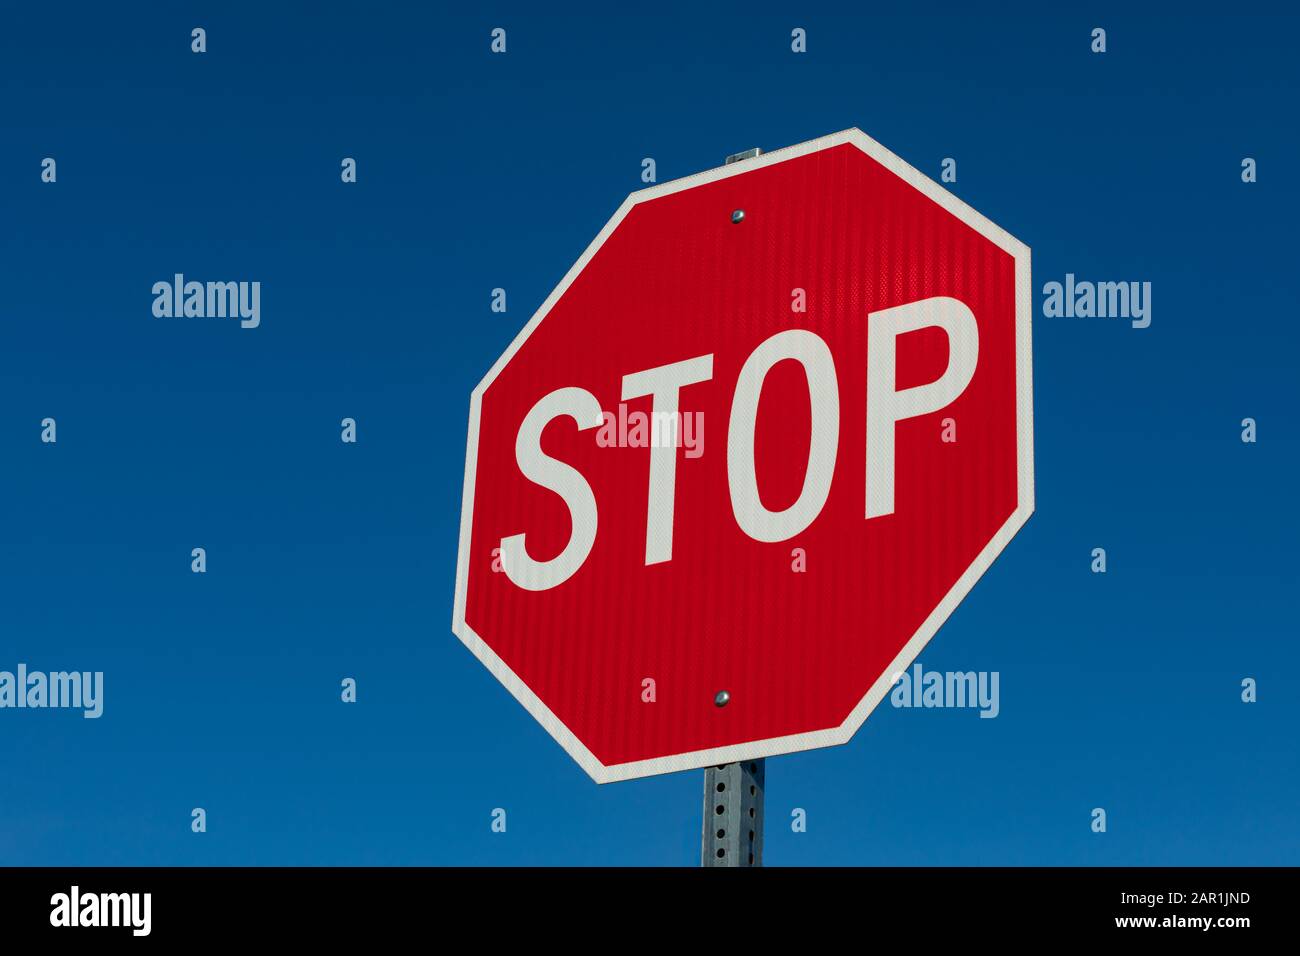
[1,2,1296,865]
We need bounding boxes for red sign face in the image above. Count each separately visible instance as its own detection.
[453,129,1033,783]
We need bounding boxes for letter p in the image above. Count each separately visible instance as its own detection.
[865,297,978,519]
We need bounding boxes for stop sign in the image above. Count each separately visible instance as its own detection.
[453,128,1033,783]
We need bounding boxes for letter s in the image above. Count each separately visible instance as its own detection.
[499,387,603,591]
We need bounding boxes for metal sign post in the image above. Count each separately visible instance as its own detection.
[702,760,765,866]
[701,147,767,870]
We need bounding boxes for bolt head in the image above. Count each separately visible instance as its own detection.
[731,209,745,224]
[714,690,731,707]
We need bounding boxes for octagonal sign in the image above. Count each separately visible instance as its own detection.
[453,128,1033,783]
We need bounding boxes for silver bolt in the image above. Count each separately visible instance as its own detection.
[731,209,745,224]
[714,690,731,707]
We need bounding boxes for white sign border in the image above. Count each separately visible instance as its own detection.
[452,127,1034,784]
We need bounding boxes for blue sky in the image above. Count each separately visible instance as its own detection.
[1,2,1296,865]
